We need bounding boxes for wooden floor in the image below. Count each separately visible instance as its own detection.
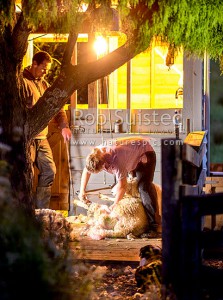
[69,237,162,262]
[70,189,162,262]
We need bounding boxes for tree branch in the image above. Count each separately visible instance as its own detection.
[12,13,31,64]
[27,29,151,139]
[61,29,78,68]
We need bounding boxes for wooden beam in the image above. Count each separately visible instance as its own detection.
[69,238,161,262]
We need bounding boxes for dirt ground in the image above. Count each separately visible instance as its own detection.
[88,261,161,300]
[87,259,223,300]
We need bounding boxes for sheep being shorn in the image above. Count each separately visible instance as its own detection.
[86,197,149,240]
[82,178,162,240]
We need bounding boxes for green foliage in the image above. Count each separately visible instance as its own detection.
[115,0,223,59]
[0,192,65,299]
[114,0,223,60]
[0,0,15,26]
[153,0,223,59]
[21,0,79,32]
[0,1,11,16]
[1,1,223,60]
[0,161,92,300]
[0,201,94,299]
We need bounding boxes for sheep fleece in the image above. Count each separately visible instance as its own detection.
[86,198,149,240]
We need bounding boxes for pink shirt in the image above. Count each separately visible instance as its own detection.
[97,137,154,181]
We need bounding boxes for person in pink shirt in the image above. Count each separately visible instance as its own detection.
[79,136,159,231]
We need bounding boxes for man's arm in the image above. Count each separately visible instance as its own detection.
[111,177,127,207]
[78,167,91,202]
[54,109,72,142]
[61,127,72,142]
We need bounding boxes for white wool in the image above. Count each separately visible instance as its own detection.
[111,176,140,198]
[83,178,162,240]
[71,176,162,240]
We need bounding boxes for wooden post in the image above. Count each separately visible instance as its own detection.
[161,138,183,297]
[181,196,202,300]
[87,34,98,110]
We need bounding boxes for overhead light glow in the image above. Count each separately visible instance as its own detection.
[79,3,88,12]
[94,36,108,57]
[16,5,22,12]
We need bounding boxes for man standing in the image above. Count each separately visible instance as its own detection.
[23,51,71,208]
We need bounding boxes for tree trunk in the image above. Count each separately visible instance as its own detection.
[0,41,33,213]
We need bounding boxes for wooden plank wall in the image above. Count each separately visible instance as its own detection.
[48,128,70,210]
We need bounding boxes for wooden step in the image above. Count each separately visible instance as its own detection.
[69,237,162,262]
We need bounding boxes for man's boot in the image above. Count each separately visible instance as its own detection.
[35,186,52,209]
